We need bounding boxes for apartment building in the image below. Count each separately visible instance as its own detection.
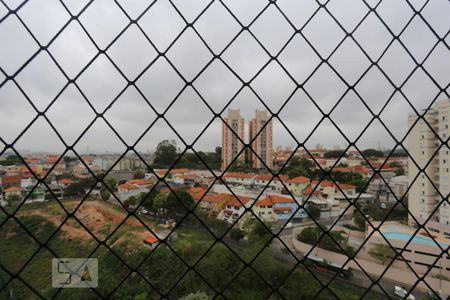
[249,110,273,169]
[222,109,245,170]
[408,100,450,237]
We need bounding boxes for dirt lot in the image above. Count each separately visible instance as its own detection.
[18,199,156,246]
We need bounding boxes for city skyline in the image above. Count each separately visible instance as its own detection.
[1,0,449,154]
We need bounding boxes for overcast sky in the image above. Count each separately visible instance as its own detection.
[0,0,449,155]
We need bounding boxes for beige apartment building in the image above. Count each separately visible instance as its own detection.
[408,100,450,237]
[222,109,245,170]
[249,110,273,170]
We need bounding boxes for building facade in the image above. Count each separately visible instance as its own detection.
[222,109,245,170]
[408,100,450,237]
[249,110,273,170]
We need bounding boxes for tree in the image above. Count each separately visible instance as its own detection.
[369,243,395,264]
[283,157,318,179]
[395,167,405,176]
[353,213,366,231]
[323,150,347,158]
[297,226,353,255]
[153,140,179,168]
[166,189,195,219]
[65,183,85,197]
[63,156,78,163]
[361,148,384,157]
[0,154,21,166]
[124,196,139,207]
[305,204,321,221]
[249,221,272,243]
[134,170,145,179]
[141,190,160,211]
[100,177,117,201]
[152,192,168,211]
[229,228,245,241]
[348,179,367,193]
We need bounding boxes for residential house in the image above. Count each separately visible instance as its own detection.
[219,195,253,223]
[223,172,256,186]
[117,184,141,201]
[57,179,77,189]
[3,186,23,201]
[199,193,231,213]
[302,187,322,201]
[254,174,289,192]
[253,197,275,222]
[307,198,340,219]
[286,176,311,196]
[172,173,200,186]
[188,187,207,202]
[21,177,38,189]
[261,194,306,221]
[1,175,22,189]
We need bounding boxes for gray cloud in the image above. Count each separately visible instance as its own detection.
[0,0,449,155]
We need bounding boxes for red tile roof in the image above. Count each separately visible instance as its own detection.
[127,179,154,185]
[143,234,159,245]
[4,186,22,192]
[255,197,273,206]
[303,187,321,196]
[287,176,310,184]
[119,184,139,190]
[223,172,256,179]
[225,195,252,208]
[1,175,22,184]
[311,180,334,188]
[59,179,77,185]
[255,174,289,182]
[265,194,295,204]
[188,187,207,201]
[337,183,356,190]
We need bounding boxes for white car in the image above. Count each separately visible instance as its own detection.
[394,286,415,300]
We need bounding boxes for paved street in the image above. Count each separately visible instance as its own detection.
[272,228,430,299]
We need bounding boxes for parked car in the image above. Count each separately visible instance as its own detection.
[394,286,415,300]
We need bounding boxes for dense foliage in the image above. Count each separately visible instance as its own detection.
[297,226,355,257]
[0,210,377,300]
[152,140,221,170]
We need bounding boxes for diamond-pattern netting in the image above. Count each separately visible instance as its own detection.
[1,0,450,299]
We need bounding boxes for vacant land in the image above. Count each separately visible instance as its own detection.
[0,200,381,299]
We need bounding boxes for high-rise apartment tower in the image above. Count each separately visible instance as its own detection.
[408,100,450,235]
[249,110,273,170]
[222,109,245,170]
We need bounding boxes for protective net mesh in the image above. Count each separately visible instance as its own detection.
[0,0,450,299]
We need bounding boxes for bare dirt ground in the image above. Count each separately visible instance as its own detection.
[18,200,156,247]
